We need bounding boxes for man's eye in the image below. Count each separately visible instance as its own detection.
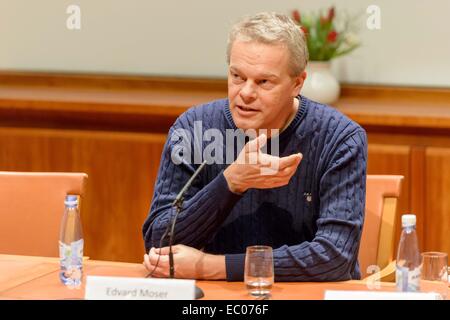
[232,73,245,82]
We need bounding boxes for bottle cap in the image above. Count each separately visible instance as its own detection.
[402,214,416,227]
[64,195,78,207]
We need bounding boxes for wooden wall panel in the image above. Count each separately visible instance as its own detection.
[425,147,450,254]
[409,147,426,250]
[0,127,167,263]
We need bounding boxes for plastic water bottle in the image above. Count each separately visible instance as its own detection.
[59,195,84,288]
[396,214,421,292]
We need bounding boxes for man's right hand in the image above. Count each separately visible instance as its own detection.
[223,134,302,194]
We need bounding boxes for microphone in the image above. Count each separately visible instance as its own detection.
[168,159,207,299]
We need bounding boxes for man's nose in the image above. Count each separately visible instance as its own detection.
[239,81,257,103]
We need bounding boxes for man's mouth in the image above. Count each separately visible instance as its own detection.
[236,104,259,113]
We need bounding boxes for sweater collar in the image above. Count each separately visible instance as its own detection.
[224,95,307,139]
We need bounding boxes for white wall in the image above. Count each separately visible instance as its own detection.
[1,0,449,87]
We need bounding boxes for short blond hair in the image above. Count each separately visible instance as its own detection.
[227,12,309,76]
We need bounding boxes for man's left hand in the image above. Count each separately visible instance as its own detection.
[143,244,226,280]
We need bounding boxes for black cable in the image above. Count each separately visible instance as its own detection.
[145,160,207,279]
[145,215,172,278]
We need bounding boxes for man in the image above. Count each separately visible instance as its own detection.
[142,12,367,281]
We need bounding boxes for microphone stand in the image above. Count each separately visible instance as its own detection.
[168,197,183,278]
[167,160,207,299]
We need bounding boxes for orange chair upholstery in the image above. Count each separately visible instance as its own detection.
[359,175,404,281]
[0,172,87,257]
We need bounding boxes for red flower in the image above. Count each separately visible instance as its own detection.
[300,26,308,36]
[327,30,338,42]
[327,7,335,22]
[320,6,335,25]
[292,10,301,23]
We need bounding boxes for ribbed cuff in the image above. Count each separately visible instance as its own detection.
[225,253,246,281]
[213,171,244,202]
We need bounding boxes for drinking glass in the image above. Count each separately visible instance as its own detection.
[420,252,448,299]
[244,245,274,297]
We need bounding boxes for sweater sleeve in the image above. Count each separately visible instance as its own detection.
[225,130,367,281]
[142,124,242,252]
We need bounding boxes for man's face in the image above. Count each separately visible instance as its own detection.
[228,40,306,132]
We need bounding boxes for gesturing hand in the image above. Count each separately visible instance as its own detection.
[223,134,302,194]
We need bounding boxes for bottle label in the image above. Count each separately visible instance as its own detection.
[396,265,421,292]
[59,239,84,287]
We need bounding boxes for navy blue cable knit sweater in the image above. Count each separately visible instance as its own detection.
[142,95,367,281]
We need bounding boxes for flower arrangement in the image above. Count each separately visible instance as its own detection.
[291,7,360,61]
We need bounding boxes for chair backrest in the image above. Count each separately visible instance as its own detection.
[359,175,403,278]
[0,172,87,257]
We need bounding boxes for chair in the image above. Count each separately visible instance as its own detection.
[0,172,88,257]
[359,175,404,282]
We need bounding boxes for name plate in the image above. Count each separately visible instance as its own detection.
[324,290,442,300]
[85,276,195,300]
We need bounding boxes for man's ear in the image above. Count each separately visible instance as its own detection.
[292,71,307,96]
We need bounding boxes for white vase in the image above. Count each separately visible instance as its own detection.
[301,61,340,105]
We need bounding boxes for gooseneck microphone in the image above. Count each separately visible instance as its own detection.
[168,159,208,298]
